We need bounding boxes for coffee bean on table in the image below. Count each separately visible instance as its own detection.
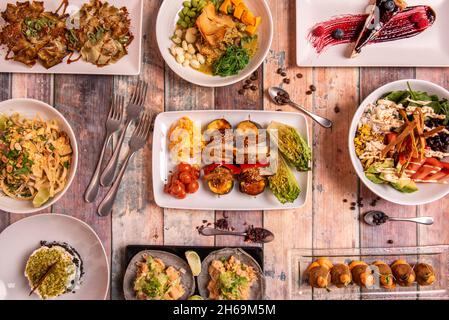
[283,78,290,84]
[310,85,316,92]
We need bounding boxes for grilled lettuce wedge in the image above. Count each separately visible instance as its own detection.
[267,121,311,172]
[268,154,300,204]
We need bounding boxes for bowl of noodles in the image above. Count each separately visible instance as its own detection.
[0,99,78,214]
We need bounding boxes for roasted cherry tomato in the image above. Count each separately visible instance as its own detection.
[179,171,193,184]
[176,188,187,199]
[186,180,199,194]
[170,180,184,195]
[191,167,200,179]
[178,163,192,173]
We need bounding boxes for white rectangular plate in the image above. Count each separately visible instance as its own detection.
[0,0,142,75]
[152,110,310,211]
[296,0,449,67]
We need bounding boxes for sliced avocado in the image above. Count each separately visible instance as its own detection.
[366,159,394,174]
[365,172,385,184]
[391,179,418,193]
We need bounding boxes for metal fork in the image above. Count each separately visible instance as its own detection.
[100,80,148,187]
[84,95,124,203]
[97,111,153,217]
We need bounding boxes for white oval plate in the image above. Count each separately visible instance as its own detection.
[156,0,273,87]
[349,79,449,206]
[0,214,109,300]
[0,99,78,214]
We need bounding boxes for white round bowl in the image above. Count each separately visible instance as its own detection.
[156,0,273,87]
[0,99,78,214]
[349,79,449,206]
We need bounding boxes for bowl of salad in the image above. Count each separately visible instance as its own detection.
[156,0,273,87]
[349,79,449,205]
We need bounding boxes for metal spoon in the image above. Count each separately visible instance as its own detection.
[268,87,333,128]
[199,227,275,243]
[363,210,434,226]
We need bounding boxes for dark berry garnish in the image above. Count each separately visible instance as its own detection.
[416,18,430,29]
[331,28,345,40]
[384,0,396,12]
[312,26,325,37]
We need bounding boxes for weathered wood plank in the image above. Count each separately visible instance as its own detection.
[359,68,417,249]
[262,0,313,300]
[111,0,166,300]
[163,70,215,247]
[313,67,360,300]
[214,65,264,248]
[416,68,449,247]
[0,73,11,232]
[52,74,113,301]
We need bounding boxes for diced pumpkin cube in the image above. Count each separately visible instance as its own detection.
[231,0,243,5]
[233,3,246,19]
[219,0,232,14]
[242,10,256,26]
[246,17,261,35]
[245,24,257,35]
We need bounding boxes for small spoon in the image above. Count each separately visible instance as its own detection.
[363,210,434,226]
[199,227,275,243]
[268,87,333,128]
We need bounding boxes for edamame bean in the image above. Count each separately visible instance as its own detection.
[178,11,184,19]
[183,1,191,8]
[182,7,189,14]
[187,11,196,17]
[192,0,198,7]
[179,20,188,29]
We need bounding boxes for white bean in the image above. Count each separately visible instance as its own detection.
[190,59,200,69]
[176,54,185,64]
[187,44,196,54]
[185,28,197,44]
[182,40,188,51]
[196,53,205,64]
[184,53,192,60]
[172,37,181,44]
[175,47,184,57]
[182,60,190,67]
[175,29,183,38]
[170,45,177,56]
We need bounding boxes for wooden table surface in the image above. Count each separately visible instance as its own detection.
[0,0,448,300]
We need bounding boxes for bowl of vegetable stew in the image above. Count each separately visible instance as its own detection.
[156,0,273,87]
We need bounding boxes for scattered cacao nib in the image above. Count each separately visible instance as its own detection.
[215,218,229,230]
[244,225,270,243]
[277,68,284,74]
[343,199,348,203]
[334,106,340,113]
[281,72,287,77]
[243,84,250,90]
[296,73,303,79]
[252,70,259,78]
[250,85,257,91]
[250,75,257,81]
[238,89,244,95]
[387,239,394,244]
[306,90,312,95]
[245,79,252,85]
[202,220,207,224]
[350,206,356,210]
[309,85,316,92]
[283,78,290,84]
[351,202,356,206]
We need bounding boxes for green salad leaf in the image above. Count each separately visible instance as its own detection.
[267,121,311,171]
[268,154,300,204]
[384,82,449,124]
[213,45,250,77]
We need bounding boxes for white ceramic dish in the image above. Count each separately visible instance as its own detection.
[0,98,78,214]
[152,110,310,210]
[0,0,143,75]
[156,0,273,87]
[0,214,109,300]
[296,0,449,67]
[349,79,449,206]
